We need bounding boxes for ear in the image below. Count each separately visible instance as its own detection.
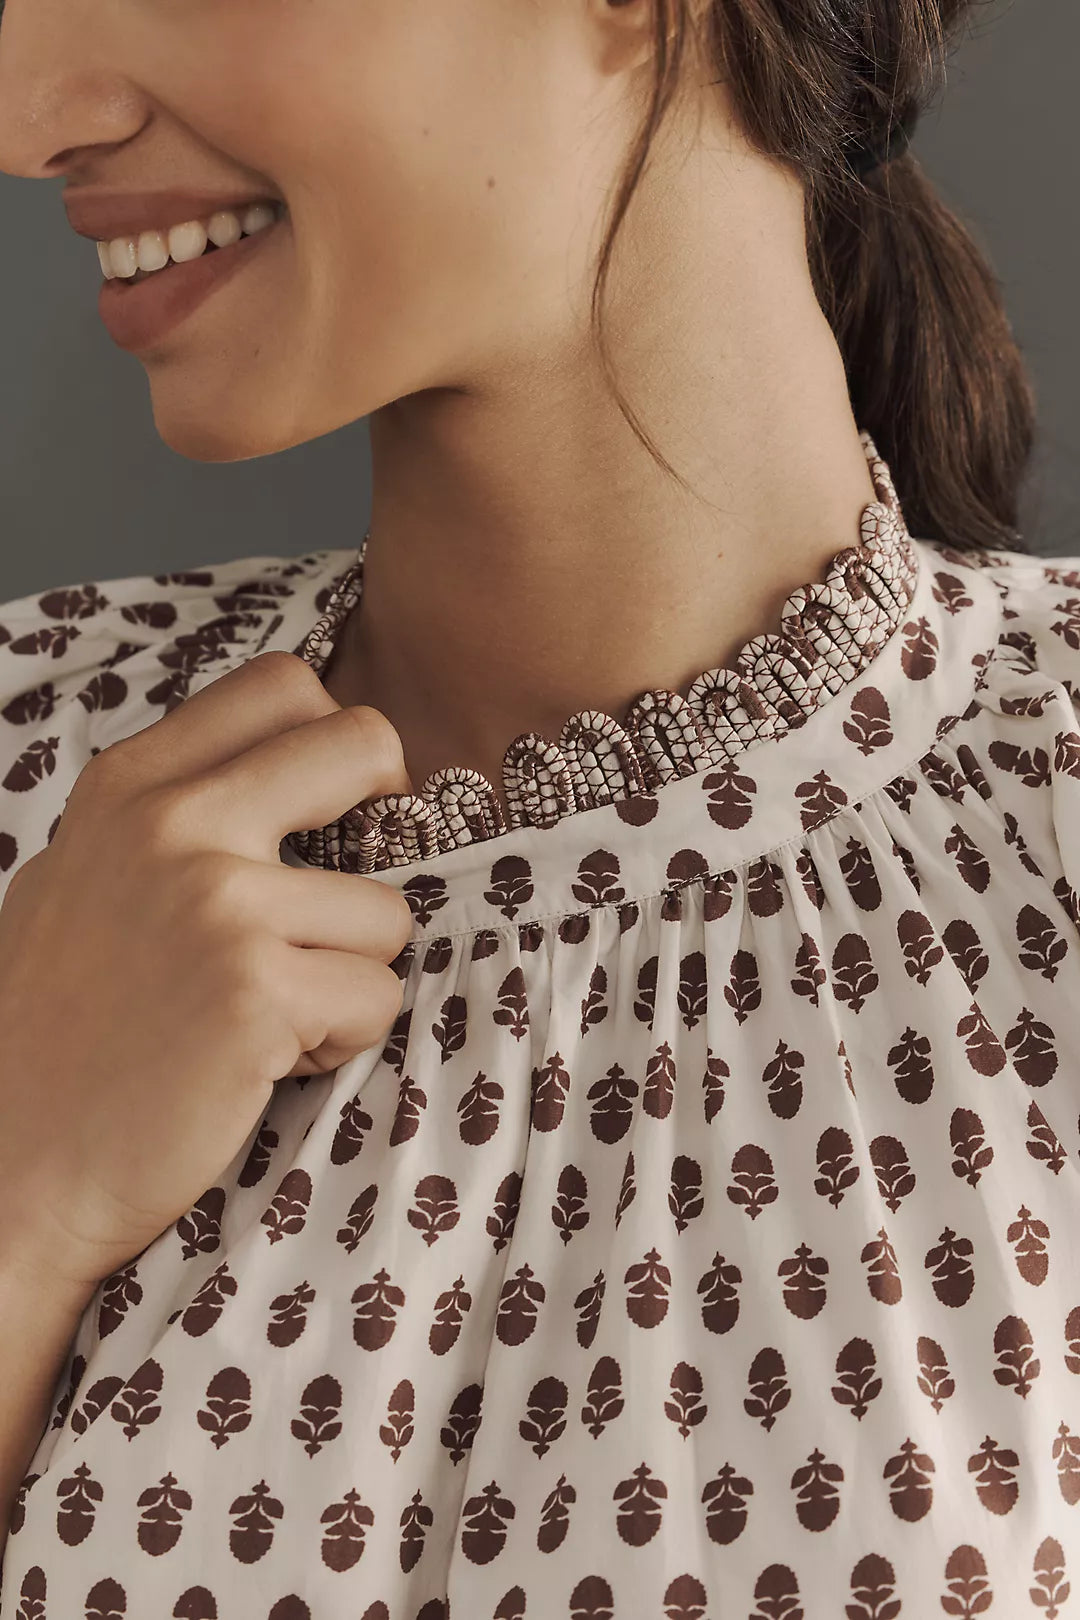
[593,0,664,77]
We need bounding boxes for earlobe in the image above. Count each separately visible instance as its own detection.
[602,0,683,54]
[593,0,662,77]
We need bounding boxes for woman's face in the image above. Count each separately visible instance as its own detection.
[0,0,655,460]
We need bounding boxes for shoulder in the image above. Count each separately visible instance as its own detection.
[0,547,353,889]
[923,538,1080,689]
[924,535,1080,603]
[921,539,1080,918]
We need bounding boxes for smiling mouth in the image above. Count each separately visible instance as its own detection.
[96,210,288,352]
[100,199,288,286]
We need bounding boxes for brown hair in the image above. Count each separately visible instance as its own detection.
[592,0,1037,556]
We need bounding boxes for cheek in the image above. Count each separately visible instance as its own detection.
[126,0,364,181]
[277,75,530,310]
[142,1,570,381]
[137,0,557,297]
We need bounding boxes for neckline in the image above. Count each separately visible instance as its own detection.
[284,430,919,874]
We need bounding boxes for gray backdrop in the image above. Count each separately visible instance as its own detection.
[0,0,1072,603]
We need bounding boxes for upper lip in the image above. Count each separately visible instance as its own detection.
[63,188,282,243]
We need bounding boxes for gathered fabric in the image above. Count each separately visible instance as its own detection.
[0,441,1078,1618]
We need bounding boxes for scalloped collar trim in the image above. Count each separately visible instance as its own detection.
[284,430,918,873]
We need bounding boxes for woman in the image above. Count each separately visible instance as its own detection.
[0,0,1075,1614]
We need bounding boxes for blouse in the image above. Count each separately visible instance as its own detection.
[0,431,1078,1620]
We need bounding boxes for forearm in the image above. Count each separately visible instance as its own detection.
[0,1251,95,1555]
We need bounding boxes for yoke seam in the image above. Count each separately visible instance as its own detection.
[403,636,1005,947]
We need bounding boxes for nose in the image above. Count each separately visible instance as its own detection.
[0,0,148,182]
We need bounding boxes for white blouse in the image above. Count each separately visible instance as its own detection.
[0,432,1078,1619]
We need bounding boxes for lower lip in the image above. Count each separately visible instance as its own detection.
[96,217,285,353]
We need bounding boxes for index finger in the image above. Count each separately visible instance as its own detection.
[98,651,350,792]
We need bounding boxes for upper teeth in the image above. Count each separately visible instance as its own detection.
[97,200,284,280]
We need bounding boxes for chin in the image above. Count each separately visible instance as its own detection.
[147,388,318,463]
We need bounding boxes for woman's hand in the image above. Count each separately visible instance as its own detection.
[0,650,414,1294]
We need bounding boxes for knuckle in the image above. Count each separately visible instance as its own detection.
[221,932,278,1015]
[75,738,139,796]
[135,777,217,848]
[340,706,408,790]
[249,648,324,697]
[179,853,250,930]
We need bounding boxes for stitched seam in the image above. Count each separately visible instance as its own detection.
[404,638,1005,945]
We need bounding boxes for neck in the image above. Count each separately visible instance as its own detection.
[321,151,881,809]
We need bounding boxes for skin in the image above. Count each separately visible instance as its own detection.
[0,0,882,811]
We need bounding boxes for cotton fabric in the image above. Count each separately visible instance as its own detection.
[0,436,1079,1619]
